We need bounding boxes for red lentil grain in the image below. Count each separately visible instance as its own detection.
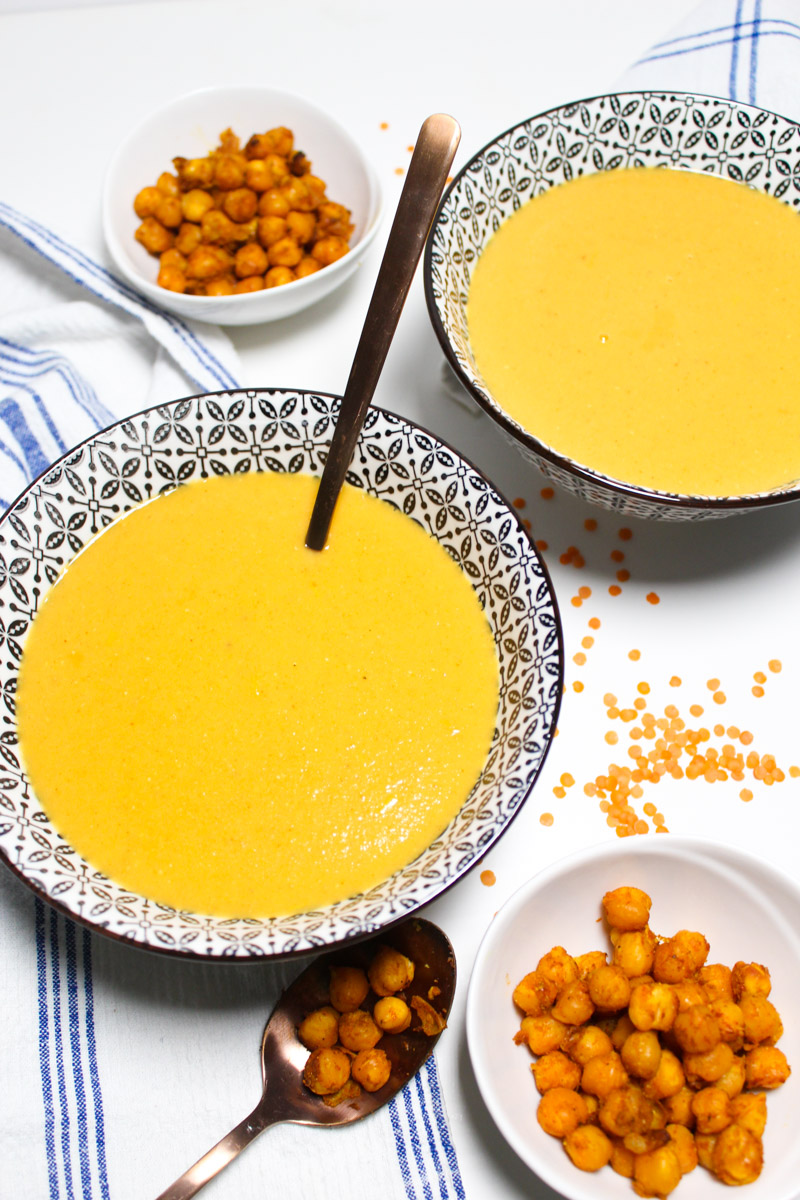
[646,592,660,605]
[540,812,554,826]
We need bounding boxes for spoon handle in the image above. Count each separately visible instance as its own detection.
[305,112,461,550]
[154,1103,276,1199]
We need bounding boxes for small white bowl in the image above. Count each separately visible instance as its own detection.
[467,837,800,1200]
[102,86,383,325]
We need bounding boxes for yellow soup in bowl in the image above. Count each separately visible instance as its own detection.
[16,472,499,918]
[467,167,800,497]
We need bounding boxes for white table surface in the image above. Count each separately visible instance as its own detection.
[5,0,800,1197]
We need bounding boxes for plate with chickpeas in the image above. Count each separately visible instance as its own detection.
[466,837,800,1200]
[103,86,383,324]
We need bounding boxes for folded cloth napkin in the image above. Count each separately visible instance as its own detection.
[2,3,800,1197]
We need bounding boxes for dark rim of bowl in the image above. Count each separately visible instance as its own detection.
[423,88,800,515]
[0,386,565,962]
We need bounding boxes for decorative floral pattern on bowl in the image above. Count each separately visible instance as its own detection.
[0,390,563,959]
[425,91,800,520]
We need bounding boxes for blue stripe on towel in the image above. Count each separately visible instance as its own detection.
[35,901,60,1199]
[750,0,763,103]
[82,928,110,1200]
[730,0,746,99]
[420,1055,466,1199]
[65,921,92,1198]
[0,202,238,393]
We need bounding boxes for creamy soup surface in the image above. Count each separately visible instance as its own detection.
[467,167,800,497]
[17,473,499,918]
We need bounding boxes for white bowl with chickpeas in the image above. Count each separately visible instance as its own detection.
[102,86,383,324]
[467,838,800,1200]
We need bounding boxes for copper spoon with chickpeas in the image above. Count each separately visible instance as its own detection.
[304,111,461,551]
[154,918,456,1199]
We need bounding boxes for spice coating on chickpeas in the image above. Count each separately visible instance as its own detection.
[297,941,445,1107]
[133,126,353,296]
[512,885,791,1195]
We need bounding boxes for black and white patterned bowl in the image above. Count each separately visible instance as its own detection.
[0,390,563,960]
[425,91,800,521]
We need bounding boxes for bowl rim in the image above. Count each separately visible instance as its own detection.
[423,88,800,514]
[466,833,800,1197]
[0,386,564,962]
[102,84,384,314]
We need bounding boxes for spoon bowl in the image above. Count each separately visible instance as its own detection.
[156,917,456,1197]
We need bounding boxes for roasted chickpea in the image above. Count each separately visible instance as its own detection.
[699,963,733,1001]
[740,994,784,1047]
[744,1045,791,1089]
[223,187,258,223]
[265,266,296,287]
[233,275,264,293]
[512,970,557,1018]
[598,1085,657,1138]
[368,945,414,997]
[133,186,162,219]
[328,965,370,1013]
[173,157,215,188]
[574,951,608,980]
[634,1142,682,1196]
[602,886,652,931]
[234,243,269,279]
[612,927,657,978]
[156,171,180,196]
[154,195,183,229]
[563,1124,613,1172]
[180,189,215,224]
[628,982,678,1032]
[297,1006,339,1050]
[642,1049,685,1101]
[667,1123,698,1174]
[581,1051,629,1098]
[259,188,291,218]
[175,221,203,256]
[653,930,710,983]
[694,1132,717,1171]
[286,210,316,245]
[311,235,349,266]
[351,1048,391,1092]
[730,1091,767,1138]
[268,236,304,269]
[355,996,404,1039]
[683,1040,735,1086]
[515,1014,568,1056]
[552,979,594,1026]
[621,1030,662,1079]
[316,199,353,238]
[296,255,322,278]
[157,264,186,293]
[204,275,236,296]
[731,961,771,1001]
[135,217,173,255]
[716,1053,747,1099]
[691,1086,732,1134]
[708,997,745,1048]
[610,1138,636,1178]
[609,1013,636,1051]
[671,980,707,1013]
[302,1046,351,1096]
[532,1050,581,1094]
[660,1086,695,1127]
[589,964,631,1012]
[244,159,275,192]
[711,1123,763,1185]
[536,1087,588,1138]
[185,246,232,281]
[673,1004,721,1054]
[214,155,245,191]
[562,1024,613,1066]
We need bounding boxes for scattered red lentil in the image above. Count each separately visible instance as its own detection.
[535,540,548,552]
[616,569,630,583]
[522,519,531,531]
[573,652,587,666]
[610,550,625,563]
[713,691,726,705]
[753,671,767,684]
[740,789,753,802]
[541,487,554,499]
[406,144,414,152]
[645,592,660,605]
[628,649,641,661]
[584,518,598,531]
[540,813,554,827]
[669,676,681,687]
[512,497,526,509]
[707,678,720,691]
[637,682,650,695]
[609,585,622,597]
[752,685,765,698]
[379,122,389,130]
[552,786,566,798]
[790,766,800,778]
[690,704,703,717]
[605,731,619,745]
[572,681,584,693]
[578,586,591,599]
[582,636,594,649]
[479,869,496,886]
[561,773,575,788]
[588,617,601,630]
[769,659,782,673]
[394,167,404,175]
[618,528,633,541]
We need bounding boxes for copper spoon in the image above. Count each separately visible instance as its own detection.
[305,112,460,551]
[154,917,456,1199]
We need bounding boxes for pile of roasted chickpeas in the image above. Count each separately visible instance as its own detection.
[300,944,446,1105]
[132,126,353,295]
[513,886,791,1196]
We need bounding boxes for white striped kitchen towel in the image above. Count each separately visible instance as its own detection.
[0,205,463,1200]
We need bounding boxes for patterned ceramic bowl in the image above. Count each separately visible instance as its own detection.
[0,390,562,960]
[425,91,800,520]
